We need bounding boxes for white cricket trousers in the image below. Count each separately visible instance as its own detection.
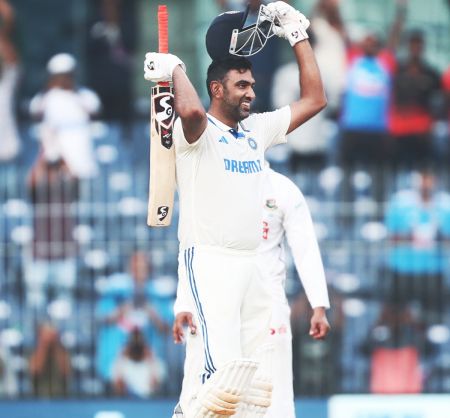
[178,245,272,412]
[266,301,295,418]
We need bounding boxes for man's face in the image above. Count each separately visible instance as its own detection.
[409,38,424,60]
[220,69,256,121]
[129,252,150,284]
[49,73,75,90]
[361,34,380,57]
[420,173,435,198]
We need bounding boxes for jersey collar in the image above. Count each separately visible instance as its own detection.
[207,113,251,134]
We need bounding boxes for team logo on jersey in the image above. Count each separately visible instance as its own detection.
[265,199,277,210]
[247,137,257,150]
[262,221,269,240]
[218,136,228,144]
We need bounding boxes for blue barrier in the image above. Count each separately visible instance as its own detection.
[3,395,450,417]
[0,398,328,418]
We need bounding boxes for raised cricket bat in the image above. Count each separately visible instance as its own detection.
[147,4,176,227]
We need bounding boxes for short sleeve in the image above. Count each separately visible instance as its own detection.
[78,88,101,114]
[173,117,206,155]
[29,93,44,117]
[245,106,291,150]
[385,202,402,233]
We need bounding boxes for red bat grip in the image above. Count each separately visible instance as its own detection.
[157,5,169,86]
[158,5,168,54]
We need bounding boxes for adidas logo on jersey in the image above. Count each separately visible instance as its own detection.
[218,136,228,144]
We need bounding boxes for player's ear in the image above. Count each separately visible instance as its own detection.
[210,80,223,99]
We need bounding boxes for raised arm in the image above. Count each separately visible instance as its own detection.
[172,66,207,143]
[144,53,207,144]
[387,0,408,52]
[287,41,327,133]
[0,0,14,37]
[0,0,18,64]
[267,1,327,134]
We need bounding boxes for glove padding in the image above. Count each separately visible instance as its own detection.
[144,52,186,83]
[267,1,310,47]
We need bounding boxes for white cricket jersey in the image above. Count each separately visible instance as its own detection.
[259,168,330,308]
[174,166,330,315]
[173,106,290,250]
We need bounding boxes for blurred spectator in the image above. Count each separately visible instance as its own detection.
[86,0,137,124]
[95,251,169,389]
[312,0,347,116]
[29,322,72,398]
[0,0,21,162]
[24,152,79,311]
[389,30,442,166]
[440,64,450,157]
[339,0,406,166]
[271,0,347,170]
[114,251,169,335]
[217,0,245,10]
[362,304,426,394]
[384,171,450,323]
[30,53,100,179]
[0,339,18,397]
[112,327,166,398]
[443,65,450,120]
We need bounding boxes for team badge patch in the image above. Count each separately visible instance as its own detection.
[265,199,277,210]
[247,137,257,150]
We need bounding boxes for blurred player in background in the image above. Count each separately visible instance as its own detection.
[0,0,21,162]
[144,1,326,416]
[30,53,100,179]
[173,165,331,418]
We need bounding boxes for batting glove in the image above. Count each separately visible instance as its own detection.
[144,52,186,83]
[267,1,310,47]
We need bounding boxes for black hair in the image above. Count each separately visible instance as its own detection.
[206,57,253,99]
[408,29,424,43]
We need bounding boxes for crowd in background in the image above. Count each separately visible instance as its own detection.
[0,0,450,399]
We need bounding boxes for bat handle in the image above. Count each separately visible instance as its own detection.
[158,5,170,87]
[158,5,168,53]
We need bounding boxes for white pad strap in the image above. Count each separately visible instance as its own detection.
[186,359,259,418]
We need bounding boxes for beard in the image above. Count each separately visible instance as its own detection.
[222,89,251,122]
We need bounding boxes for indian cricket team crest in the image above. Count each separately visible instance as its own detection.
[151,85,175,149]
[247,137,257,150]
[265,198,277,210]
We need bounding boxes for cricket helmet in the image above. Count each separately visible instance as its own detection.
[205,4,276,60]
